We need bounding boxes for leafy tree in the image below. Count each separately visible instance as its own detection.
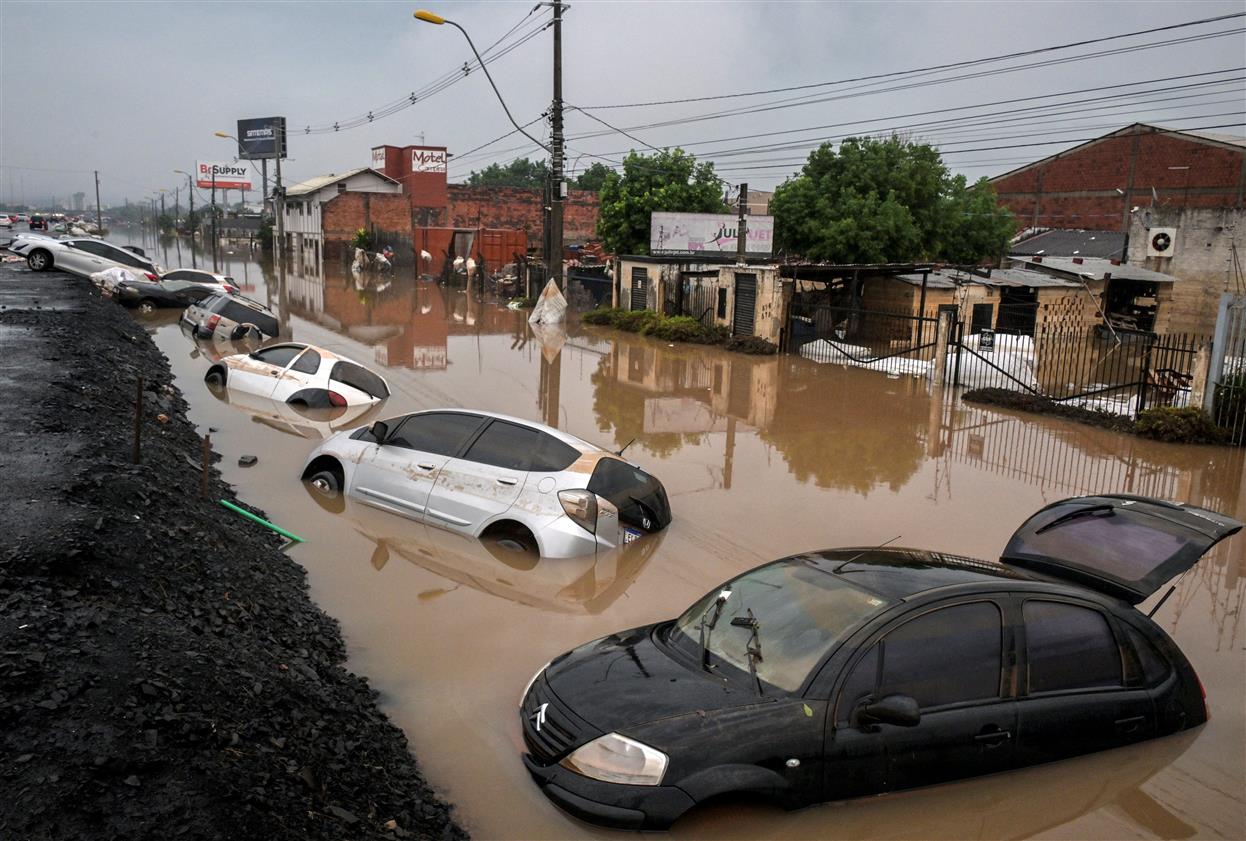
[572,162,614,193]
[771,135,1014,264]
[597,149,726,255]
[466,157,549,188]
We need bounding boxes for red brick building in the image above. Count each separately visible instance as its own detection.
[991,123,1246,232]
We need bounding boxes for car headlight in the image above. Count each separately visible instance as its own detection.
[560,732,668,786]
[520,659,550,706]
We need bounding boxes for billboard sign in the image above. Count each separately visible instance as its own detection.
[411,147,448,173]
[236,117,287,160]
[650,212,774,256]
[196,161,252,191]
[371,146,387,170]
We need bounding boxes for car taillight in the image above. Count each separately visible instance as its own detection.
[225,284,238,294]
[1197,673,1209,720]
[206,314,221,331]
[327,391,347,407]
[144,272,159,281]
[558,490,598,534]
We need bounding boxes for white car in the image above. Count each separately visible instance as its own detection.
[162,268,239,295]
[204,343,390,408]
[0,214,12,228]
[9,234,161,279]
[300,409,672,559]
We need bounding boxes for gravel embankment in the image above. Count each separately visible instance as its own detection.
[0,264,467,841]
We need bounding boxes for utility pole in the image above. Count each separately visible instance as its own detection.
[94,170,103,233]
[211,172,218,272]
[174,187,180,227]
[160,191,166,231]
[187,176,196,269]
[736,182,748,264]
[549,0,565,290]
[261,159,269,216]
[274,124,287,336]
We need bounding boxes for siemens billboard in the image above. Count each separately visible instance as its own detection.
[236,117,288,160]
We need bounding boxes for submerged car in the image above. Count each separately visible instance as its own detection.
[300,410,671,559]
[111,276,230,312]
[520,495,1241,830]
[181,291,278,341]
[205,343,390,409]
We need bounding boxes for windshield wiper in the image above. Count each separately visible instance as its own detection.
[1035,504,1115,534]
[730,608,764,696]
[697,589,731,671]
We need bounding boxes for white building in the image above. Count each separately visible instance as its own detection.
[281,167,401,268]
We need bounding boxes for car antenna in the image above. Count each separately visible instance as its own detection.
[615,437,636,457]
[834,535,902,573]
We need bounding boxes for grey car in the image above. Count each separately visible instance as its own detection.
[180,292,279,341]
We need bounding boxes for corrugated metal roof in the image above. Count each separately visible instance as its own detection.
[1012,256,1180,283]
[285,167,398,197]
[896,267,1079,289]
[1009,229,1126,260]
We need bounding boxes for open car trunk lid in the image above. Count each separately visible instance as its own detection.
[1001,495,1242,604]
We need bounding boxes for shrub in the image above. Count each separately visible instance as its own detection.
[642,315,726,344]
[579,307,622,325]
[725,335,778,355]
[1135,407,1227,444]
[508,297,537,309]
[351,227,375,251]
[611,309,661,333]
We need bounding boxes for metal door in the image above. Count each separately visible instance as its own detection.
[630,268,648,311]
[733,273,757,337]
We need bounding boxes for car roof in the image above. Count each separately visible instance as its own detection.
[406,408,606,454]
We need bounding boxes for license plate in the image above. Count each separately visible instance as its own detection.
[623,527,643,544]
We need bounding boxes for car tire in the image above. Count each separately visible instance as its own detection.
[204,367,226,387]
[137,299,156,314]
[26,249,51,271]
[307,469,342,498]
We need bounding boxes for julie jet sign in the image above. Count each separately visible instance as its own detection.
[196,162,252,191]
[650,212,774,256]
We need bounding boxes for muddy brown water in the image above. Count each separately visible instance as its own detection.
[124,232,1244,840]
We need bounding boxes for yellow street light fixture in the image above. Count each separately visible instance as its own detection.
[413,9,444,24]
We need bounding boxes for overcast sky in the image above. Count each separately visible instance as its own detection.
[2,0,1244,207]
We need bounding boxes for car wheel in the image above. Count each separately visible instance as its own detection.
[26,249,51,271]
[137,299,156,314]
[204,367,226,387]
[307,469,342,498]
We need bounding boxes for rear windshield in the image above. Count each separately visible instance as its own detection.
[588,457,671,532]
[216,298,278,336]
[1010,507,1194,584]
[331,361,389,399]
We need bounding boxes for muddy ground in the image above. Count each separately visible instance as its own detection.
[0,265,466,840]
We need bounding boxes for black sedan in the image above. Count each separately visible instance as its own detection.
[520,495,1241,829]
[112,277,224,312]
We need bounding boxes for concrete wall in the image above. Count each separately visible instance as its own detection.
[1127,206,1242,335]
[616,258,783,343]
[993,126,1246,232]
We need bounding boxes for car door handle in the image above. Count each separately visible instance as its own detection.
[496,477,518,486]
[269,371,280,376]
[974,728,1011,746]
[1115,715,1146,733]
[417,462,436,471]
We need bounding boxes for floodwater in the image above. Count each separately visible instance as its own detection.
[126,230,1243,840]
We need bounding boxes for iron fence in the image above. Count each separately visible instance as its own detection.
[788,303,938,371]
[1210,294,1246,444]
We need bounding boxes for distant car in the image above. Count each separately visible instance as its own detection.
[111,276,227,312]
[519,495,1241,830]
[180,291,278,341]
[300,409,672,559]
[10,234,159,279]
[0,214,12,228]
[27,215,46,231]
[162,268,238,294]
[205,343,389,411]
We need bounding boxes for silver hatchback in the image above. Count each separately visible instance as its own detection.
[300,410,671,558]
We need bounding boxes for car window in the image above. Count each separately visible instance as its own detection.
[878,602,1002,709]
[1023,601,1122,693]
[165,270,190,280]
[387,413,483,456]
[75,241,110,256]
[250,345,303,369]
[162,280,189,291]
[330,361,389,399]
[463,421,540,471]
[1120,622,1170,687]
[836,644,880,724]
[290,348,321,375]
[528,432,581,472]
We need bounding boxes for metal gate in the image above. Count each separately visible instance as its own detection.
[786,302,938,369]
[630,268,648,311]
[1209,293,1246,444]
[733,273,756,337]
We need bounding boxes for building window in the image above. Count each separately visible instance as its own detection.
[337,183,347,194]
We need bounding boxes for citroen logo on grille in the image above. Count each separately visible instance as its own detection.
[531,702,549,732]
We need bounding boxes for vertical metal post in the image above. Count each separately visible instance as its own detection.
[211,172,218,272]
[549,0,564,290]
[187,174,196,269]
[201,434,212,498]
[94,170,103,233]
[1206,292,1233,412]
[274,125,288,337]
[132,376,143,465]
[736,183,748,264]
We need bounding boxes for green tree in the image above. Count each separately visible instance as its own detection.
[596,148,726,255]
[572,161,614,193]
[466,157,549,188]
[771,135,1013,264]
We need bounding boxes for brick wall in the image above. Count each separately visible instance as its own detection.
[447,185,600,247]
[321,193,413,263]
[993,126,1246,232]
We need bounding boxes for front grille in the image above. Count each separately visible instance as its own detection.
[521,674,597,765]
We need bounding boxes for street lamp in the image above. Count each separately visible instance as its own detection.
[174,170,196,268]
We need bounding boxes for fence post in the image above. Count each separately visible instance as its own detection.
[952,320,964,387]
[1190,342,1211,411]
[1137,337,1153,416]
[933,310,952,384]
[1205,292,1233,412]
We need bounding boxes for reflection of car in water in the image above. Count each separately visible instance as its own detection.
[180,320,264,362]
[520,495,1240,830]
[205,343,391,408]
[301,409,671,559]
[303,485,664,615]
[206,382,385,440]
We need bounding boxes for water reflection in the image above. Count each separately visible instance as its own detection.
[206,384,385,440]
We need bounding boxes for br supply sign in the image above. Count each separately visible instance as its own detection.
[196,162,252,190]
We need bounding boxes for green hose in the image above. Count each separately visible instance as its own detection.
[219,499,305,543]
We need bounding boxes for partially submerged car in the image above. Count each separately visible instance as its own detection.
[181,291,278,341]
[10,233,160,278]
[162,268,239,295]
[206,382,384,440]
[205,343,390,408]
[300,410,672,559]
[520,495,1241,830]
[111,276,231,312]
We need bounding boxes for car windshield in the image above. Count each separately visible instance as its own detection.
[671,559,892,692]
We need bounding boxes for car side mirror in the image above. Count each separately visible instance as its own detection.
[369,421,389,443]
[858,694,921,728]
